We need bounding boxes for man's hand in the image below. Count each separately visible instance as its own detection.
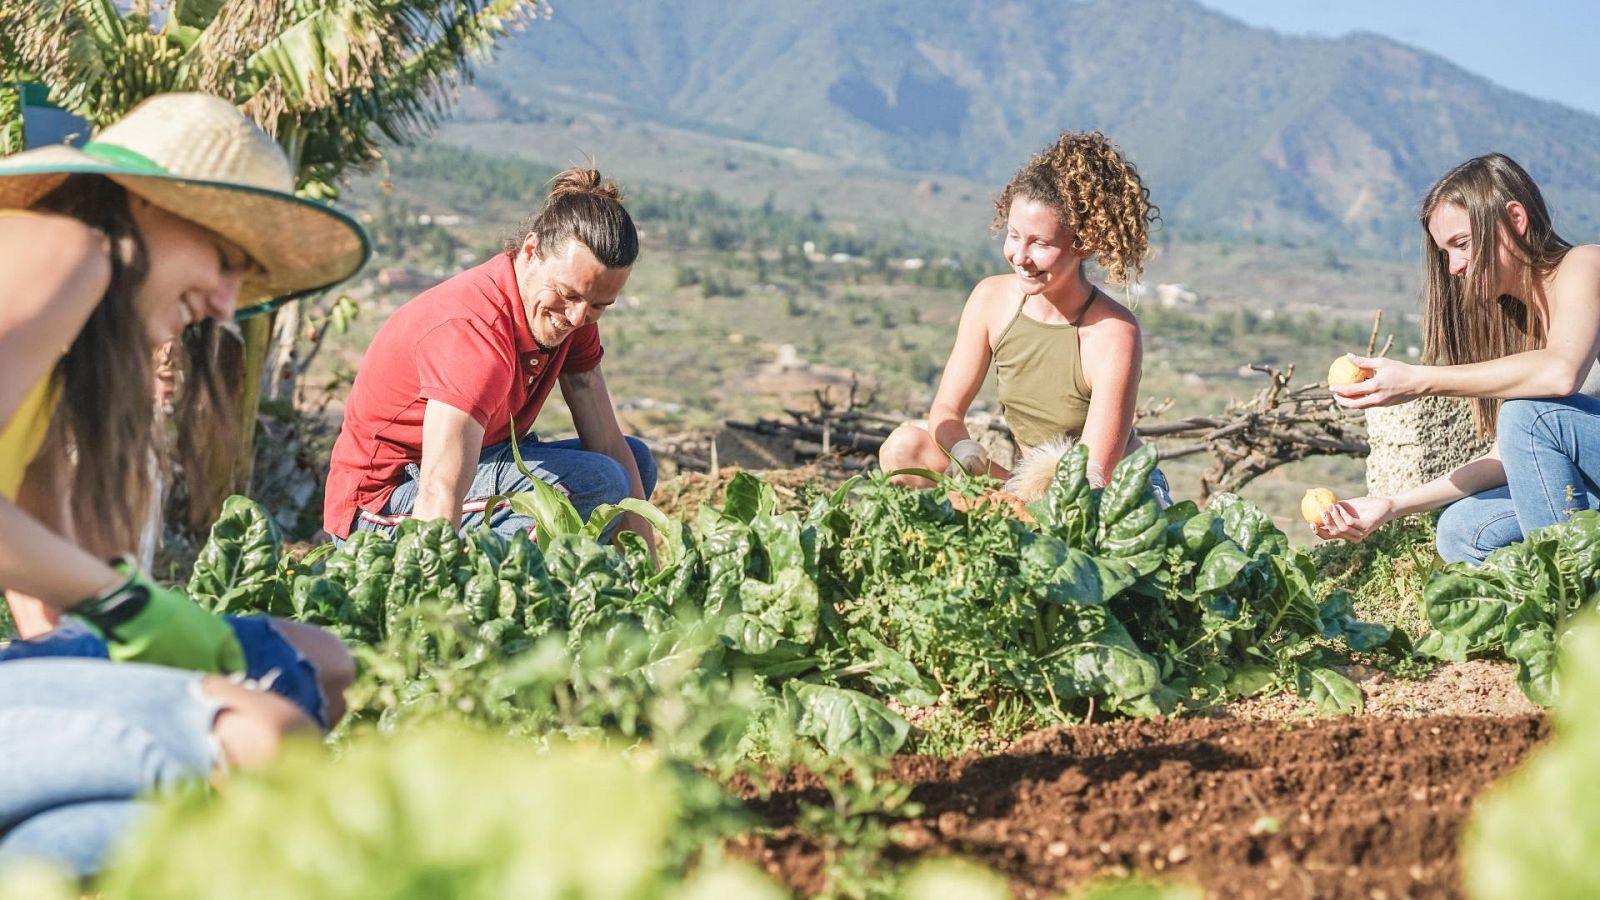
[72,564,245,674]
[945,438,990,477]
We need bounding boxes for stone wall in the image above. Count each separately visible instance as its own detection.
[1364,396,1493,497]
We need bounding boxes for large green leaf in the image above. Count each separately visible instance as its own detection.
[722,471,778,524]
[1032,442,1096,542]
[783,682,909,757]
[719,566,820,657]
[188,494,287,615]
[1019,536,1104,606]
[1047,617,1162,709]
[1296,665,1363,715]
[1421,569,1519,659]
[1504,601,1559,706]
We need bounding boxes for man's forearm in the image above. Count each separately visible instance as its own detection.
[411,479,464,528]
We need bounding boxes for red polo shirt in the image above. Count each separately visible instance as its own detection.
[322,254,603,538]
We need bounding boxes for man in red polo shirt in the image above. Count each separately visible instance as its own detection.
[323,168,655,542]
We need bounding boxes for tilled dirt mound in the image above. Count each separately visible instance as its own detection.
[737,715,1548,899]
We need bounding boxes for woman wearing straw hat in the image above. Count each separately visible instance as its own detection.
[0,92,368,875]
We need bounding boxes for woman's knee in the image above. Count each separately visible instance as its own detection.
[880,424,930,469]
[1436,498,1520,565]
[1434,503,1480,564]
[199,678,316,771]
[267,619,354,730]
[1496,398,1541,445]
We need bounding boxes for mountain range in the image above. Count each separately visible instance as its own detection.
[461,0,1600,254]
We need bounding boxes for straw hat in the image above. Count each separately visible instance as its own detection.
[0,92,369,308]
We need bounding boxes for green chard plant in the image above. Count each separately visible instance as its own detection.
[187,443,1392,765]
[1415,510,1600,704]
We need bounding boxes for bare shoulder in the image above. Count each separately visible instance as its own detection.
[957,273,1021,334]
[0,211,105,261]
[0,212,110,296]
[1081,288,1142,340]
[966,273,1018,310]
[1552,244,1600,287]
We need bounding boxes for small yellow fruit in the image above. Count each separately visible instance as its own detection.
[1327,356,1374,386]
[1301,488,1338,524]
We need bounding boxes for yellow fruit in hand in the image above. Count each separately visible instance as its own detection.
[1327,356,1374,386]
[1301,488,1338,524]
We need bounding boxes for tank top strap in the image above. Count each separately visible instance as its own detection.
[991,293,1031,352]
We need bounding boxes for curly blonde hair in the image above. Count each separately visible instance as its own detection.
[992,131,1159,285]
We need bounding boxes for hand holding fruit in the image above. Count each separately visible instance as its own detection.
[1327,353,1423,409]
[1305,491,1395,543]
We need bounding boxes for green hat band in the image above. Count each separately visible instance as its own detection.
[80,143,170,175]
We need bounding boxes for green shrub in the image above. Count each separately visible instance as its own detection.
[99,728,759,900]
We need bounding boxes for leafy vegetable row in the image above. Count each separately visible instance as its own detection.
[188,445,1391,760]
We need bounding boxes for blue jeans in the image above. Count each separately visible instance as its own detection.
[351,435,658,541]
[0,616,328,729]
[0,659,220,877]
[1149,467,1174,509]
[1437,395,1600,564]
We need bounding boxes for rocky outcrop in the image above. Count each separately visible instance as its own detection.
[1365,397,1493,498]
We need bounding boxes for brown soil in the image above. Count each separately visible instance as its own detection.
[735,714,1548,899]
[1224,661,1540,721]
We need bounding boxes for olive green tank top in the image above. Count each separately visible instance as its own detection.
[992,292,1094,450]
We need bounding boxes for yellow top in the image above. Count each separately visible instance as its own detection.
[0,211,61,500]
[0,376,58,501]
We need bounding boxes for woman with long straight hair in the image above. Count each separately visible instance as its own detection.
[1315,153,1600,561]
[0,92,368,875]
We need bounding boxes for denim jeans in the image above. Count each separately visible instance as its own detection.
[1437,395,1600,564]
[0,659,220,876]
[0,616,328,729]
[350,435,658,541]
[1149,467,1175,510]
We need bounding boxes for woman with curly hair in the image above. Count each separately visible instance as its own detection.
[1316,153,1600,562]
[879,131,1170,502]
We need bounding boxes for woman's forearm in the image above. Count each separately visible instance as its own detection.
[1387,454,1507,517]
[0,499,122,609]
[1424,349,1589,400]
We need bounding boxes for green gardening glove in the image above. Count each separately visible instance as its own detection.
[71,560,246,675]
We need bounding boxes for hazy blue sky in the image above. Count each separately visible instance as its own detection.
[1196,0,1600,117]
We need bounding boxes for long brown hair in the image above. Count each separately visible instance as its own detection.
[993,131,1160,285]
[31,176,236,555]
[503,165,639,268]
[1420,153,1572,437]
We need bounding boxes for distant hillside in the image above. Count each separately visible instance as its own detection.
[463,0,1600,254]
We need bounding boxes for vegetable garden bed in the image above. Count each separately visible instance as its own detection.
[737,713,1548,898]
[57,442,1596,898]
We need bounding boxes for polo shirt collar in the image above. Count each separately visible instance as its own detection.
[497,253,539,355]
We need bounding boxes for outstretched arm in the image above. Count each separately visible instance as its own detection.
[1335,247,1600,407]
[1313,449,1506,542]
[0,214,124,608]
